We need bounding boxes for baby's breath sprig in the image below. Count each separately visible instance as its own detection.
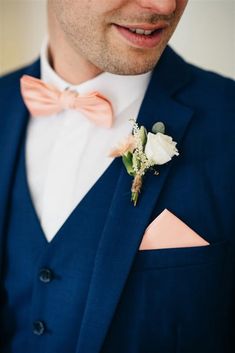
[128,121,157,205]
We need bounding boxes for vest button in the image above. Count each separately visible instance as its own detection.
[39,268,53,283]
[33,320,45,335]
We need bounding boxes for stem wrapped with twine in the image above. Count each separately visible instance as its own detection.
[131,174,143,206]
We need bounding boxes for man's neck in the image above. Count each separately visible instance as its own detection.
[48,43,102,85]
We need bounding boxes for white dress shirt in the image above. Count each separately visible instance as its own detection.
[25,39,152,242]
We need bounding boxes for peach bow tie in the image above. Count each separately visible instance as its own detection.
[20,75,114,128]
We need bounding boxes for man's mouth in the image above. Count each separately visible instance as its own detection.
[112,23,169,49]
[122,27,158,36]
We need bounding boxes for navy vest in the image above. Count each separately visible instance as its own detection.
[0,133,120,353]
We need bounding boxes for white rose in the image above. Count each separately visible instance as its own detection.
[145,132,179,165]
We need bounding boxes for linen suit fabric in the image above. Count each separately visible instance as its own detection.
[0,46,235,353]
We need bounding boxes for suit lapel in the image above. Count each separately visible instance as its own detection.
[0,59,40,273]
[76,47,195,353]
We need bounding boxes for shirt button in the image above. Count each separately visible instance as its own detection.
[33,320,45,336]
[39,268,53,283]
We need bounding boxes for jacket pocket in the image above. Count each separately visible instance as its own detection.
[104,241,230,353]
[131,240,228,271]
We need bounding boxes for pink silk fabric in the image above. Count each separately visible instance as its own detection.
[139,209,209,250]
[20,75,114,128]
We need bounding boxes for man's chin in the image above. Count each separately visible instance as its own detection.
[98,53,159,75]
[107,46,166,75]
[104,58,159,75]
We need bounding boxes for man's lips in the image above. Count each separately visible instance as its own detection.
[112,22,168,49]
[116,22,169,31]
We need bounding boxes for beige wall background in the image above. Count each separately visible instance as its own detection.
[0,0,235,79]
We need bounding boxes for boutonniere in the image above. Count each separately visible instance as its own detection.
[109,120,179,206]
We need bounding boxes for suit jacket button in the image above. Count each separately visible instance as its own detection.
[33,320,45,335]
[39,268,53,283]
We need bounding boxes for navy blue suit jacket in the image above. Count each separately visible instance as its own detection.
[0,46,235,353]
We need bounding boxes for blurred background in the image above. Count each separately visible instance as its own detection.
[0,0,235,79]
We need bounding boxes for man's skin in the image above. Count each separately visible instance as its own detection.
[47,0,188,84]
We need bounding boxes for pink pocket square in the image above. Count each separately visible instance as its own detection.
[139,209,210,250]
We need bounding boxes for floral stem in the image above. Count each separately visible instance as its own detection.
[131,174,143,206]
[131,191,139,206]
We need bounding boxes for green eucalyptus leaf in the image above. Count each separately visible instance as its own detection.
[122,152,135,176]
[139,126,147,146]
[152,121,165,134]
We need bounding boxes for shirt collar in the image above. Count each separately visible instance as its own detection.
[40,37,152,117]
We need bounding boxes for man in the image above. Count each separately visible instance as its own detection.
[0,0,234,352]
